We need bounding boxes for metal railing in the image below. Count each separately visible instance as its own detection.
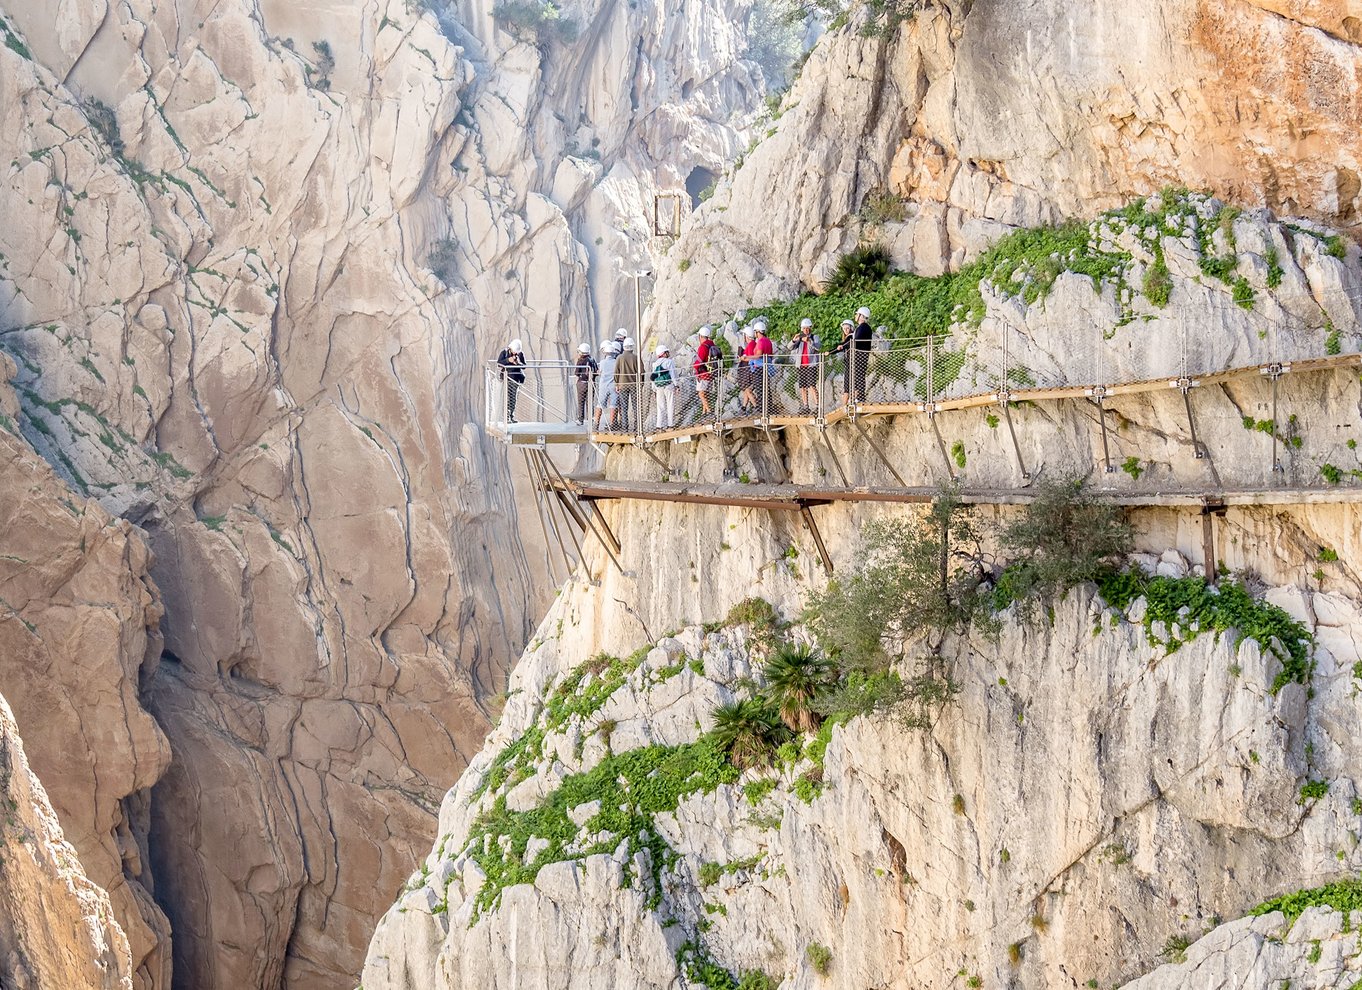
[485,307,1360,445]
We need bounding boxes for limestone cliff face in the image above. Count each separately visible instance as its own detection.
[362,535,1362,989]
[0,357,171,990]
[0,690,137,990]
[0,0,764,986]
[653,0,1362,326]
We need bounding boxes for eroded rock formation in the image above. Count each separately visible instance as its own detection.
[0,689,136,990]
[0,358,171,990]
[653,0,1362,326]
[0,0,767,984]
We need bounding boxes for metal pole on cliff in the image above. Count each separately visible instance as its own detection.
[626,270,651,341]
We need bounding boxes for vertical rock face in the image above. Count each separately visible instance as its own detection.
[0,690,136,990]
[653,0,1362,326]
[0,359,172,990]
[0,0,764,986]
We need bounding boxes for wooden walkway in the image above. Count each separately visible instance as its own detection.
[583,353,1361,446]
[550,477,1362,511]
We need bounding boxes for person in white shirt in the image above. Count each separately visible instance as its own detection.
[650,344,677,429]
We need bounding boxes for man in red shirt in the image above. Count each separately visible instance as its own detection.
[753,320,776,416]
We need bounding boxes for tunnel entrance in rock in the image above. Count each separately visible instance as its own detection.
[686,166,718,209]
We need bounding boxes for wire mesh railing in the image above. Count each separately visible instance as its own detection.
[486,297,1362,445]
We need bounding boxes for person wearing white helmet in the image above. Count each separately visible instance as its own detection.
[572,342,597,426]
[594,339,620,430]
[614,336,642,432]
[496,338,527,423]
[828,319,857,407]
[737,324,759,413]
[650,343,677,429]
[692,325,720,421]
[751,320,777,415]
[789,317,822,414]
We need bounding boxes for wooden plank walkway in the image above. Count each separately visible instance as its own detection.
[549,477,1362,510]
[582,353,1362,446]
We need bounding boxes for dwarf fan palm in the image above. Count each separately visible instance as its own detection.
[763,643,837,733]
[710,698,791,769]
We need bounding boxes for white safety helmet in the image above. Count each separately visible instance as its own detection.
[743,326,756,338]
[856,306,871,319]
[840,319,853,329]
[699,325,713,338]
[656,344,668,356]
[624,337,636,350]
[800,318,813,329]
[615,328,628,340]
[876,325,888,334]
[578,343,590,354]
[600,338,613,350]
[510,339,523,352]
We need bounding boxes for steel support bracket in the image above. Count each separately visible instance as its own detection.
[1171,377,1206,460]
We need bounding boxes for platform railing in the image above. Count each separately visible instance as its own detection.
[486,307,1361,446]
[485,361,594,431]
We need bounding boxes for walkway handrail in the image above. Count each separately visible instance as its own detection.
[485,312,1360,447]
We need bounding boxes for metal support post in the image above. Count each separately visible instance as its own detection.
[852,417,908,488]
[818,425,850,487]
[996,387,1030,481]
[520,449,563,583]
[1172,377,1205,459]
[1089,386,1115,473]
[1201,498,1227,583]
[799,503,835,577]
[1260,363,1290,475]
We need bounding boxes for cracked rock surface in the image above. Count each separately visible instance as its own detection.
[0,689,137,990]
[0,0,764,986]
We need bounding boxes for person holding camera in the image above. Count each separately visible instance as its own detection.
[788,317,821,415]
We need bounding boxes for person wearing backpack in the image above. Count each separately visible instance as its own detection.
[693,325,720,420]
[651,344,677,429]
[572,343,597,425]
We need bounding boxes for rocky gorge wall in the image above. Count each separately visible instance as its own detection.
[362,498,1362,989]
[0,690,138,990]
[0,0,769,986]
[652,0,1362,326]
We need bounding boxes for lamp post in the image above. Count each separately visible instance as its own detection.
[624,269,651,340]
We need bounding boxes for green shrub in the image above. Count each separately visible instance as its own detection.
[1251,877,1362,924]
[1162,933,1193,963]
[1299,779,1330,803]
[860,191,907,226]
[993,478,1133,618]
[806,942,833,976]
[1143,252,1172,307]
[710,698,791,769]
[492,0,579,42]
[823,243,892,294]
[1232,275,1255,310]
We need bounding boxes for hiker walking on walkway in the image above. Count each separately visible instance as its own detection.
[497,338,527,423]
[573,343,597,425]
[594,339,620,431]
[615,337,642,432]
[651,344,677,429]
[789,318,821,414]
[693,325,720,421]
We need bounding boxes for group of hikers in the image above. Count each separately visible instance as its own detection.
[496,306,880,432]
